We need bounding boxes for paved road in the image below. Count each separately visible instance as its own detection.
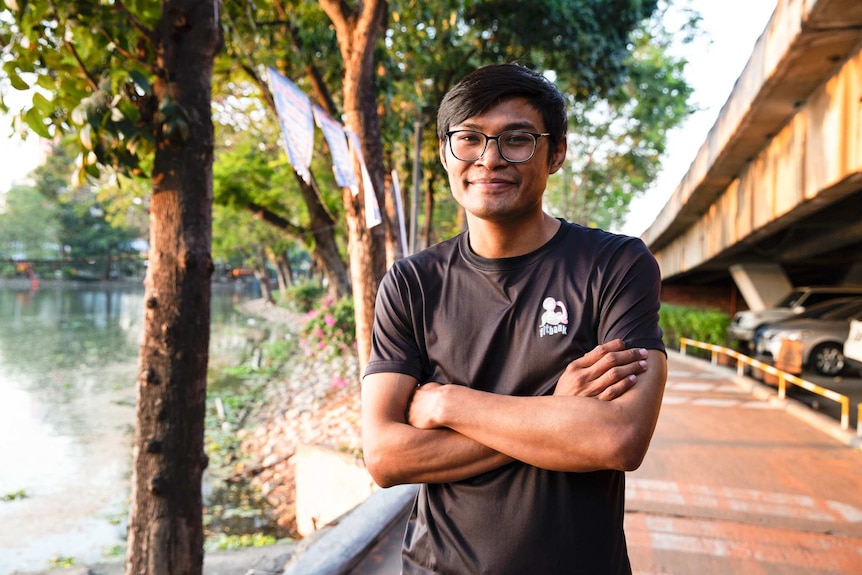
[350,351,862,574]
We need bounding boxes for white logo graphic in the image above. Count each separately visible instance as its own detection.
[539,296,568,337]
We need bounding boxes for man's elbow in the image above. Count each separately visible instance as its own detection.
[617,449,647,472]
[362,446,403,488]
[611,430,654,471]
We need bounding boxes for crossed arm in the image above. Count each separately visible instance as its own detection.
[361,339,668,488]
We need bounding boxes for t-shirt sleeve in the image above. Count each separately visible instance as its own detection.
[363,264,426,380]
[596,237,666,355]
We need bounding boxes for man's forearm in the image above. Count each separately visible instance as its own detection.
[361,372,513,488]
[363,423,513,487]
[412,350,667,473]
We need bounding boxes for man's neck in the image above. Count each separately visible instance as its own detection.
[466,213,560,259]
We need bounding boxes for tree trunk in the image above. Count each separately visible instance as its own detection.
[243,199,350,299]
[273,249,293,298]
[295,175,352,299]
[125,3,221,574]
[254,245,275,304]
[321,0,389,374]
[421,172,436,250]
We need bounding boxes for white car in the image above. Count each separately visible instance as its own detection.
[753,298,862,376]
[727,285,862,347]
[844,319,862,374]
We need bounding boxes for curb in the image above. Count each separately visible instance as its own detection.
[281,483,417,575]
[669,350,861,450]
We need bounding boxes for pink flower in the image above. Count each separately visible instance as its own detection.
[324,314,336,327]
[317,340,327,350]
[331,376,349,388]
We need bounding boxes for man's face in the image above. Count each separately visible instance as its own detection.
[439,96,566,224]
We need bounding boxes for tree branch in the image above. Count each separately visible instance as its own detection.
[113,0,155,43]
[64,40,100,92]
[244,201,309,238]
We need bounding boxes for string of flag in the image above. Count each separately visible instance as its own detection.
[267,67,382,229]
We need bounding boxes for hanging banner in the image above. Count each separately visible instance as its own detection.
[347,130,383,228]
[312,105,357,188]
[267,67,314,184]
[390,169,409,257]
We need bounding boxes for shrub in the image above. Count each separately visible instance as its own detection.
[282,281,327,313]
[659,304,731,351]
[299,296,356,359]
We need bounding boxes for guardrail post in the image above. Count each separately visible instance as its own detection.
[680,339,687,356]
[839,399,849,431]
[777,372,786,400]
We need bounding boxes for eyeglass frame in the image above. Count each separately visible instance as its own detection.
[444,129,551,164]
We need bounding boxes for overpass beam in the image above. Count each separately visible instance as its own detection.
[729,264,792,311]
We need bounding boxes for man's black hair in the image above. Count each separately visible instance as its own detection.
[437,63,567,161]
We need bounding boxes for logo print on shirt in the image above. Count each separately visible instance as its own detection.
[539,296,568,337]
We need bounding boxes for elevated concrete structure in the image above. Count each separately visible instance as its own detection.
[644,0,862,310]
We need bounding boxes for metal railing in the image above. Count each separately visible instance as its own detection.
[679,337,853,432]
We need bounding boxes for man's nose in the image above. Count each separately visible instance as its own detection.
[476,137,508,167]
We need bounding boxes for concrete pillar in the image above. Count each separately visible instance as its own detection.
[729,263,792,311]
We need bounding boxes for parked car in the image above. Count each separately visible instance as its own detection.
[752,297,862,376]
[727,285,862,348]
[844,319,862,374]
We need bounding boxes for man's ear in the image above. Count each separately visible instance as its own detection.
[439,140,448,168]
[548,138,567,175]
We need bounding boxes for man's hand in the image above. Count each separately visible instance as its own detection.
[407,382,445,430]
[554,339,648,400]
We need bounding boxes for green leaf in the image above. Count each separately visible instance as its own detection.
[128,70,152,96]
[36,74,57,91]
[3,64,29,91]
[117,99,141,123]
[23,107,51,138]
[32,92,53,114]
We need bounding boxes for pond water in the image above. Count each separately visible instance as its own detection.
[0,282,269,573]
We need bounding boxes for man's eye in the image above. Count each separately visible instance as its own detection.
[457,133,482,143]
[503,134,531,146]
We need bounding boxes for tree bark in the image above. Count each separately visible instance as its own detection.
[125,2,221,574]
[421,172,436,250]
[244,199,350,299]
[320,0,389,374]
[273,249,293,297]
[254,244,275,304]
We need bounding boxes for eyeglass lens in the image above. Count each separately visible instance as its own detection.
[449,130,538,163]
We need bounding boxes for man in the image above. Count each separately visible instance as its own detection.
[362,63,667,574]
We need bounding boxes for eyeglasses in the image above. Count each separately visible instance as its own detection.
[445,130,551,163]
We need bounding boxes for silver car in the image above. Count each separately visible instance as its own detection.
[753,297,862,376]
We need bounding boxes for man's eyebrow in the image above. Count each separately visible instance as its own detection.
[454,120,540,132]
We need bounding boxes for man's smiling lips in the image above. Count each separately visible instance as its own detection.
[468,177,517,191]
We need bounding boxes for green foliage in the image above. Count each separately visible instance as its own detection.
[204,533,280,551]
[0,185,60,259]
[102,544,125,558]
[546,1,697,230]
[283,281,327,313]
[47,555,76,568]
[659,304,731,351]
[464,0,659,100]
[1,0,163,182]
[2,489,27,501]
[300,296,357,359]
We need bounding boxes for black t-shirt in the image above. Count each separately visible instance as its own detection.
[365,220,665,574]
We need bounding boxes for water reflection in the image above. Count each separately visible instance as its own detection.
[0,283,266,572]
